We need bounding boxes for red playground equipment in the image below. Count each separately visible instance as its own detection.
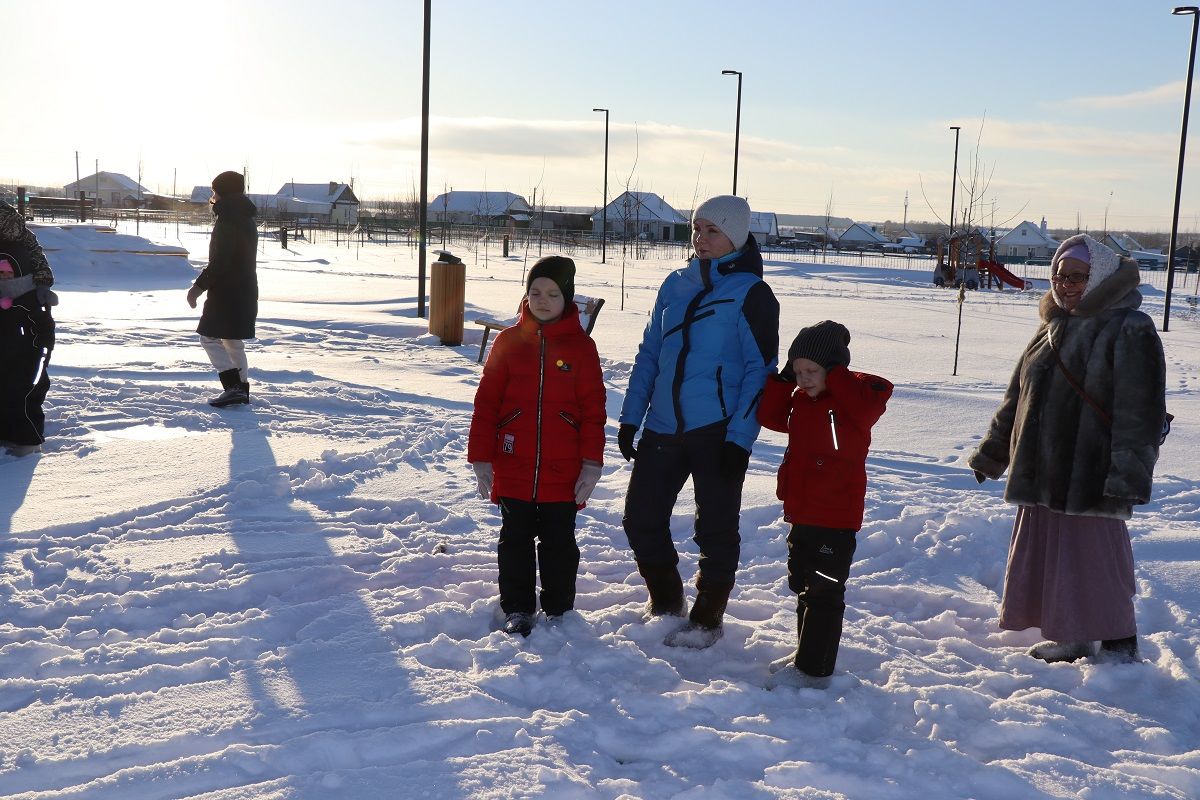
[934,232,1031,290]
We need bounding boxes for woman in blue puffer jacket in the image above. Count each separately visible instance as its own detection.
[618,194,779,648]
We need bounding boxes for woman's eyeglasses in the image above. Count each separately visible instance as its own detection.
[1051,272,1089,285]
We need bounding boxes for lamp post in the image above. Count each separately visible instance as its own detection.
[417,0,431,318]
[1164,6,1199,332]
[593,107,609,264]
[721,70,742,195]
[948,126,961,244]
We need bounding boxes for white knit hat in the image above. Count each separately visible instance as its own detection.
[1050,233,1121,304]
[693,195,751,249]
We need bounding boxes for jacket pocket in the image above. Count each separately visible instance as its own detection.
[558,410,580,431]
[497,409,522,429]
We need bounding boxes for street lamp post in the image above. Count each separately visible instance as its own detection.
[948,126,961,245]
[722,70,742,195]
[1164,6,1199,332]
[593,107,609,264]
[417,0,431,318]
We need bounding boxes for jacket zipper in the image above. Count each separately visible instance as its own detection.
[532,330,546,500]
[715,365,727,417]
[828,409,839,451]
[558,411,579,430]
[497,409,522,429]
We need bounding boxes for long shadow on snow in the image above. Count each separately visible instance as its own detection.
[216,414,476,798]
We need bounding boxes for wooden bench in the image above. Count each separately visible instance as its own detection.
[475,294,605,363]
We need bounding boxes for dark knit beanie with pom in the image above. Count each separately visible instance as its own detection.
[787,320,851,369]
[526,255,575,304]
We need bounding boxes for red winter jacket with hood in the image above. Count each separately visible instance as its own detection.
[468,300,606,504]
[757,365,892,530]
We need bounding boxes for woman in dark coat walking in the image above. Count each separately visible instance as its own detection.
[968,234,1166,664]
[187,171,258,407]
[0,201,55,455]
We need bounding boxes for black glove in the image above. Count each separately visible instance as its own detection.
[973,469,986,484]
[618,424,639,462]
[778,360,796,384]
[720,441,750,479]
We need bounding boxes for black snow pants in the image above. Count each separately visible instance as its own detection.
[622,424,745,587]
[0,338,50,446]
[788,523,857,677]
[497,498,579,616]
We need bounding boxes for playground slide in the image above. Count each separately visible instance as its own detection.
[981,260,1028,289]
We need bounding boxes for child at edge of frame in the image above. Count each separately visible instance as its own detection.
[466,255,606,638]
[756,319,892,684]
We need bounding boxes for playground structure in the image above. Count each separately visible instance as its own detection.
[933,231,1031,291]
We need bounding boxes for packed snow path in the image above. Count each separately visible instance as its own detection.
[0,224,1197,799]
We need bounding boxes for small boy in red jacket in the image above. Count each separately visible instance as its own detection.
[757,320,892,681]
[468,256,606,638]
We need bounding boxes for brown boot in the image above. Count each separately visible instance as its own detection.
[664,579,733,649]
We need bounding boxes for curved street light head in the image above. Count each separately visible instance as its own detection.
[1173,6,1199,15]
[592,107,607,113]
[721,69,740,76]
[950,125,961,131]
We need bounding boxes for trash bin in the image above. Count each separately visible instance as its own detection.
[429,251,466,346]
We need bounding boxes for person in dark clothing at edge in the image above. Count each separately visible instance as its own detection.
[0,201,56,456]
[618,194,780,649]
[187,171,258,408]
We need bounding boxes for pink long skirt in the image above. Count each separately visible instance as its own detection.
[998,504,1137,641]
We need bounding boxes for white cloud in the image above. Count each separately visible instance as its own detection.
[985,119,1173,157]
[1062,81,1186,109]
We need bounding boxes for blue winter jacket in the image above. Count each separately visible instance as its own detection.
[620,236,779,452]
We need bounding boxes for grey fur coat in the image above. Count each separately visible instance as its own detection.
[968,243,1166,520]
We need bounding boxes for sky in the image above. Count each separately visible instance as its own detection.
[7,0,1200,231]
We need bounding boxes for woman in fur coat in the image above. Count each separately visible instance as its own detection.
[968,234,1166,664]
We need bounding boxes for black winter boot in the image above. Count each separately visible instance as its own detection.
[637,561,686,618]
[664,579,733,649]
[210,368,249,408]
[1099,636,1140,663]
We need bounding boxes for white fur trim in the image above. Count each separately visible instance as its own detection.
[1050,233,1121,306]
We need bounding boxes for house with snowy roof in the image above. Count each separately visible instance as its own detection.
[591,191,688,241]
[994,219,1059,260]
[63,172,150,209]
[749,211,779,244]
[277,182,360,224]
[428,191,532,227]
[835,222,890,249]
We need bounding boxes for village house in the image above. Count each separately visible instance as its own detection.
[428,191,532,227]
[592,191,688,242]
[63,172,150,209]
[835,222,890,249]
[993,219,1059,261]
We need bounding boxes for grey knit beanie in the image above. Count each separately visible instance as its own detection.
[788,320,851,369]
[693,195,751,249]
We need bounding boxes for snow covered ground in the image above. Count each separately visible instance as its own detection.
[0,220,1197,799]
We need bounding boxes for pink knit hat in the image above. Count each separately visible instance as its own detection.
[1057,242,1091,266]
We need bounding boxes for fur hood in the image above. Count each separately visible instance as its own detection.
[1049,233,1123,309]
[969,253,1166,519]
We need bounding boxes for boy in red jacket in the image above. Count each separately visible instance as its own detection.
[468,256,606,637]
[757,320,892,681]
